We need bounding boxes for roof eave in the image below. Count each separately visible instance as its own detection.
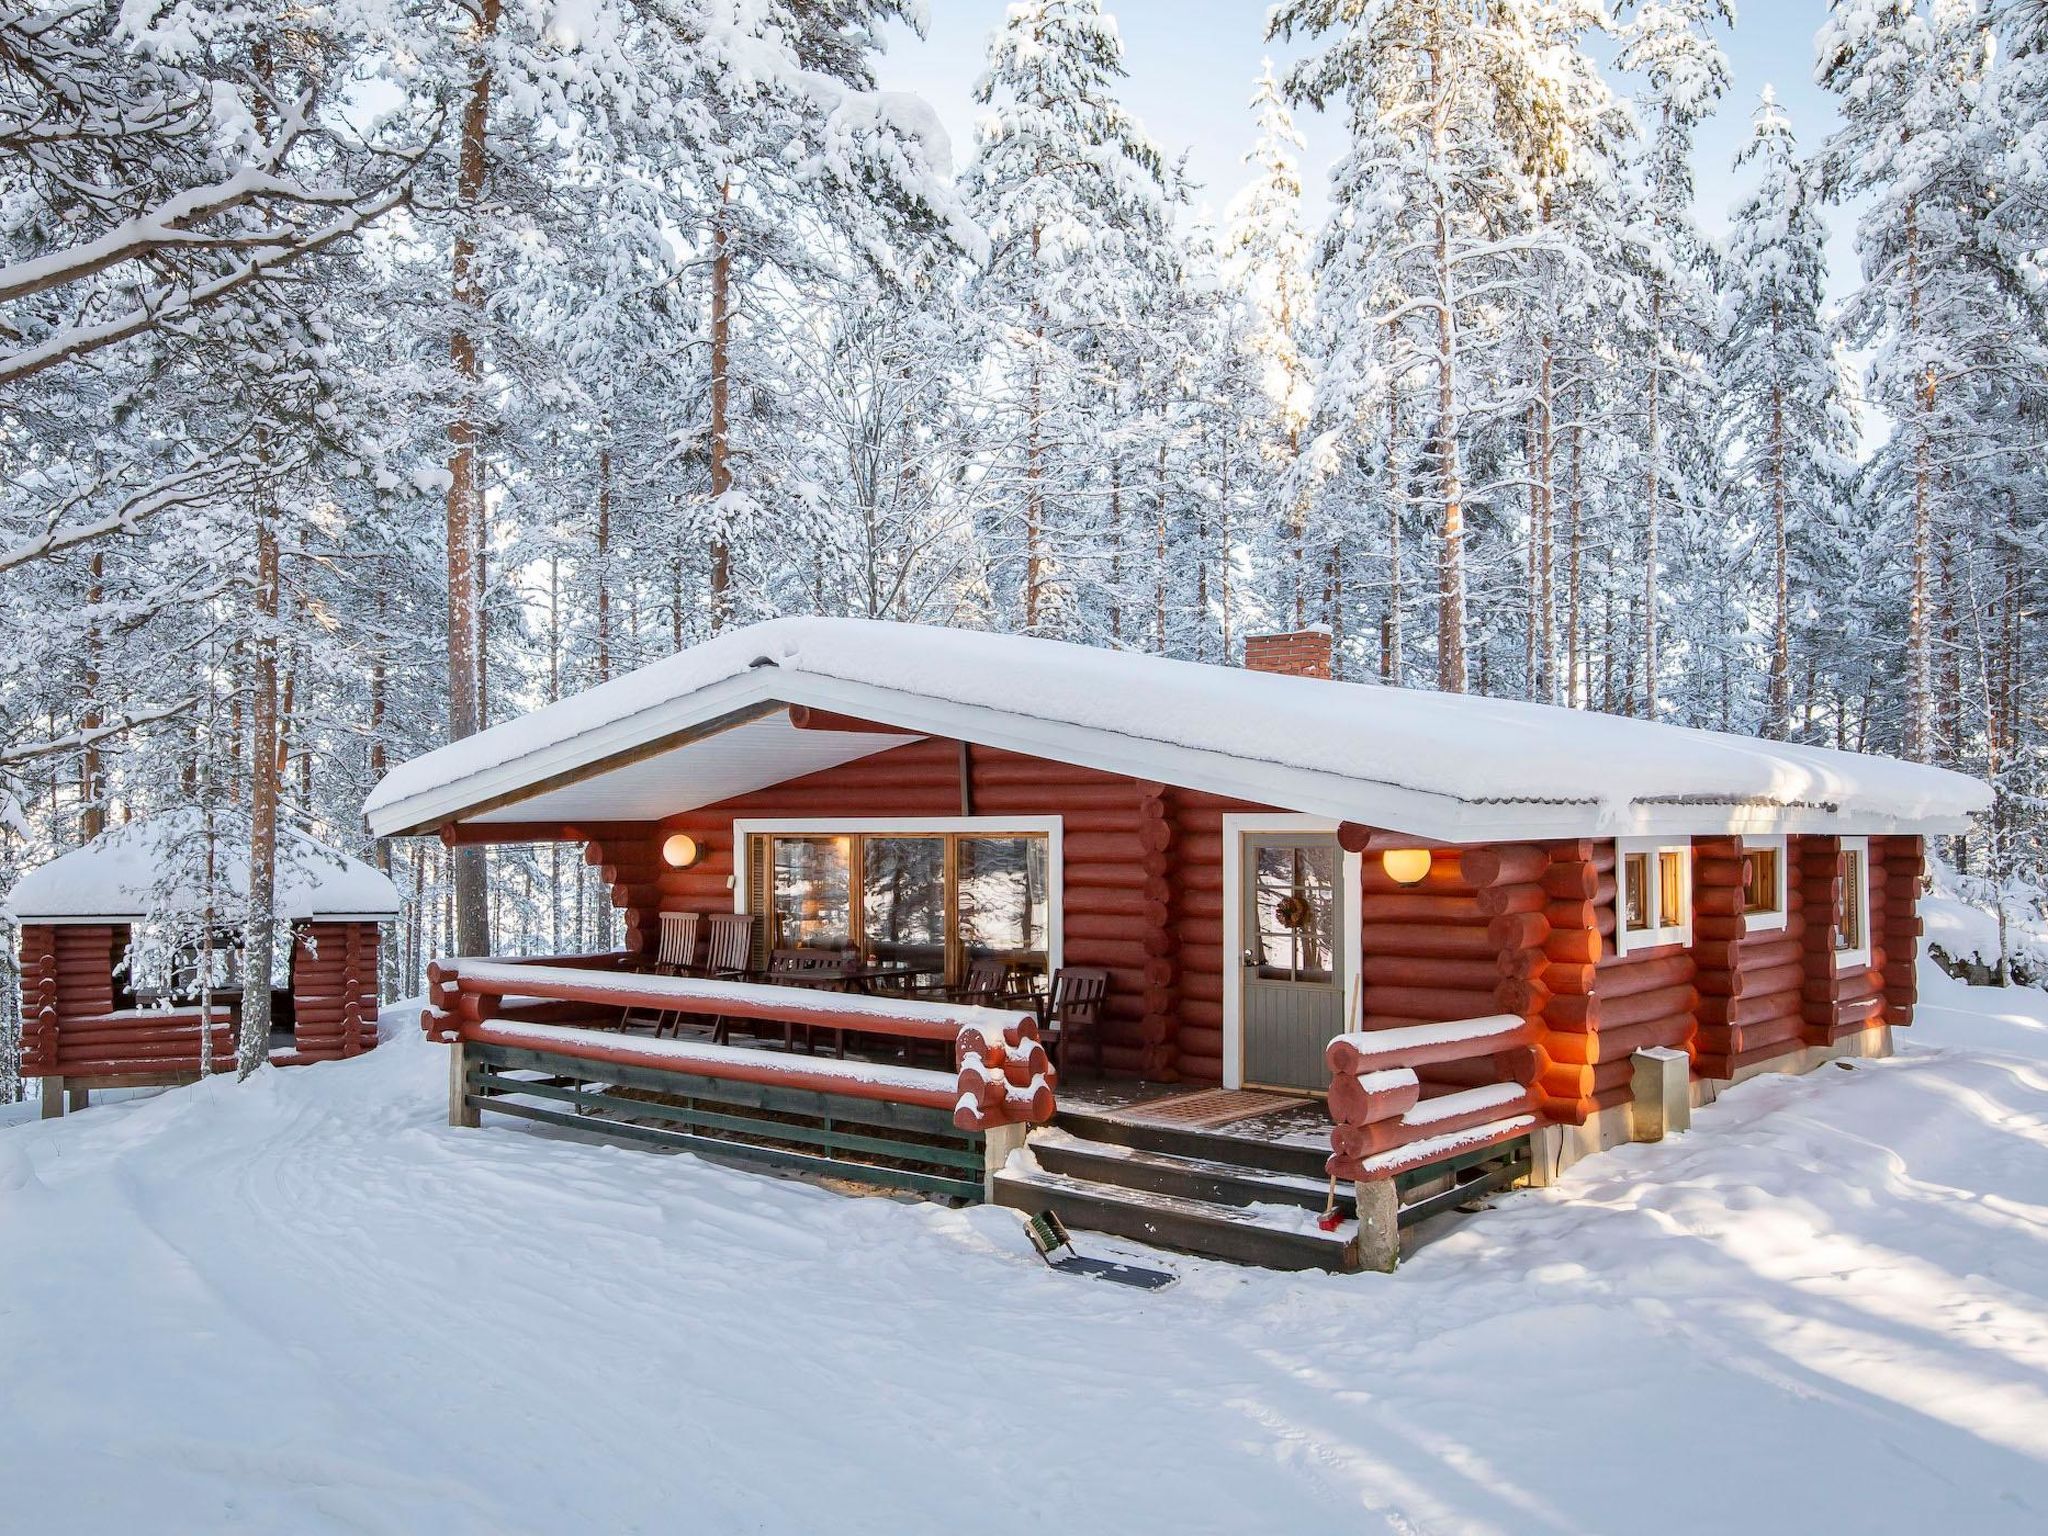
[365,667,1981,845]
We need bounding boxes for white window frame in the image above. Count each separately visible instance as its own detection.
[732,817,1063,977]
[1614,837,1693,956]
[1834,836,1872,971]
[1740,834,1789,935]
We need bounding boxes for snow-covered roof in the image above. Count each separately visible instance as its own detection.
[363,618,1988,843]
[6,812,401,924]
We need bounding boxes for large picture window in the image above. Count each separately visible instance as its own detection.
[745,823,1055,990]
[1615,838,1692,955]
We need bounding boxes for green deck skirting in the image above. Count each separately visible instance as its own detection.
[463,1043,984,1202]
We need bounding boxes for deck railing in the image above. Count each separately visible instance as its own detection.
[1324,1015,1541,1186]
[425,956,1058,1196]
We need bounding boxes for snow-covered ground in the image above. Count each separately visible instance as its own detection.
[3,965,2044,1534]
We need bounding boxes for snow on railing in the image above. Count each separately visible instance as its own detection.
[426,955,1058,1133]
[1324,1014,1540,1183]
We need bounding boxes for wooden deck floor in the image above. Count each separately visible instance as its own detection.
[1055,1080,1331,1152]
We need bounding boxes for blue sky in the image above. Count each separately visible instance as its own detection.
[879,2,1857,298]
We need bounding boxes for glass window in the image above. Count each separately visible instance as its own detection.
[1659,850,1687,927]
[1615,840,1691,954]
[1742,847,1781,915]
[1251,842,1336,982]
[862,837,946,971]
[1622,853,1652,932]
[770,836,852,950]
[958,837,1050,988]
[755,829,1050,989]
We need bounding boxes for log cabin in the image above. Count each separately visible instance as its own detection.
[366,618,1986,1271]
[8,814,399,1115]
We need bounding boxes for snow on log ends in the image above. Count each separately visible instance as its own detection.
[1352,1116,1539,1179]
[1325,1015,1541,1180]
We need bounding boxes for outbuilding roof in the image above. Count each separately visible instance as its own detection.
[6,812,401,924]
[363,618,1988,843]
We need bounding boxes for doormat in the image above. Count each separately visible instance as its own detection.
[1120,1088,1310,1130]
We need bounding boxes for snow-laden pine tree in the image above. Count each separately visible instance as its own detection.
[960,0,1177,637]
[1221,63,1318,632]
[1274,0,1599,694]
[1613,0,1731,719]
[1818,0,2041,766]
[1716,89,1857,739]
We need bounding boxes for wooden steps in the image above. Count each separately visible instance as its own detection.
[1047,1102,1331,1179]
[997,1099,1533,1273]
[992,1163,1361,1272]
[1027,1127,1354,1218]
[997,1106,1360,1272]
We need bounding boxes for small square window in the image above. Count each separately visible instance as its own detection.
[1614,839,1692,955]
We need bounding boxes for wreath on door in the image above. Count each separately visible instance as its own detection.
[1274,892,1315,930]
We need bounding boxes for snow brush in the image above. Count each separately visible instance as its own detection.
[1316,1172,1344,1232]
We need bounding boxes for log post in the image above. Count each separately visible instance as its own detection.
[983,1121,1028,1202]
[448,1038,480,1129]
[1352,1178,1399,1273]
[40,1076,65,1120]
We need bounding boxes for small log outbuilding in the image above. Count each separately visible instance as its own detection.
[8,816,399,1112]
[365,618,1987,1267]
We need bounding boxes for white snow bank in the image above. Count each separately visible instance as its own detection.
[365,617,1988,836]
[4,810,399,923]
[2,966,2046,1532]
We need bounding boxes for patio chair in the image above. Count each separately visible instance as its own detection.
[651,910,701,975]
[1040,967,1109,1078]
[946,955,1012,1008]
[694,913,762,1045]
[621,912,710,1033]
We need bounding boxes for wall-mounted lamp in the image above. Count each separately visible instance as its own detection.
[662,833,701,869]
[1381,847,1432,886]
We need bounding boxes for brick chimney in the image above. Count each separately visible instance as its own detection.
[1243,628,1333,680]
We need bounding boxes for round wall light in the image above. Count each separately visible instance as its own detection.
[1381,847,1433,886]
[662,833,701,869]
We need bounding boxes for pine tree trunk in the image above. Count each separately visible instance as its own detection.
[1905,195,1933,762]
[443,0,499,959]
[596,440,613,683]
[1642,288,1661,719]
[1765,335,1791,738]
[1536,322,1556,703]
[1108,452,1122,643]
[708,179,734,632]
[80,549,104,842]
[241,515,281,1077]
[1385,348,1403,684]
[1154,443,1168,653]
[1427,14,1465,693]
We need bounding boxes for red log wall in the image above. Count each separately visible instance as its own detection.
[290,921,381,1060]
[564,733,1930,1099]
[595,738,1274,1083]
